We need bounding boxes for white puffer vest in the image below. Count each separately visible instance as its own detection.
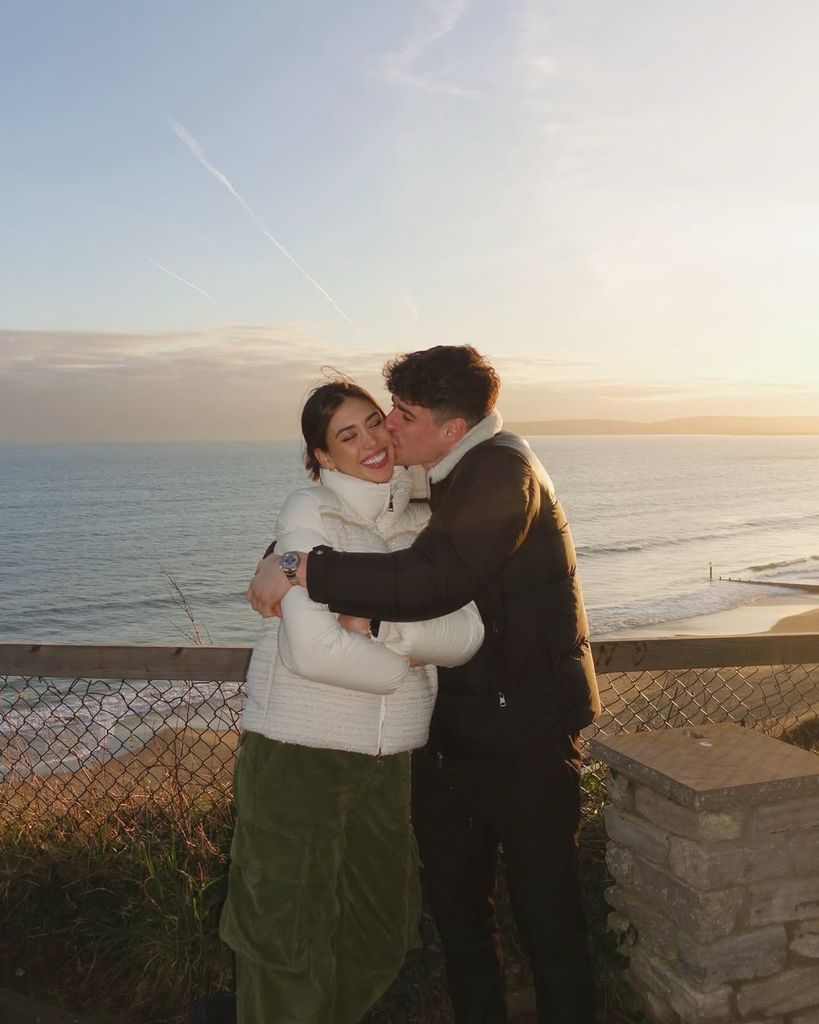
[242,466,483,755]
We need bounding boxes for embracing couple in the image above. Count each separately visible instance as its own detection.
[201,345,601,1024]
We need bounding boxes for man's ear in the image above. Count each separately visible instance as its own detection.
[443,418,468,445]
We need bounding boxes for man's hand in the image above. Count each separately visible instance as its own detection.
[246,554,292,617]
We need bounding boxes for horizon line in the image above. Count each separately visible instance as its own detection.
[3,414,819,445]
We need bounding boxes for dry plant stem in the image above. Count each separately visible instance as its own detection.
[161,569,213,647]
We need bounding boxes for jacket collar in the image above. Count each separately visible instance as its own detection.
[428,409,503,485]
[318,465,414,522]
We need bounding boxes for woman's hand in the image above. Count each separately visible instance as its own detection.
[337,616,427,666]
[338,614,373,637]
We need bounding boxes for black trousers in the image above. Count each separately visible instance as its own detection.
[411,736,597,1024]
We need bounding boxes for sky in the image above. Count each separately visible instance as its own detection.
[2,0,819,441]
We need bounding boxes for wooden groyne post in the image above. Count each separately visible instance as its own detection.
[717,577,819,594]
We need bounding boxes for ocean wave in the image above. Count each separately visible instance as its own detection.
[10,592,201,621]
[9,578,236,623]
[588,580,809,637]
[576,543,646,556]
[747,555,819,573]
[579,512,819,560]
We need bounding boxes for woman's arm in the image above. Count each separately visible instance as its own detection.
[375,603,484,668]
[278,589,411,692]
[275,490,411,694]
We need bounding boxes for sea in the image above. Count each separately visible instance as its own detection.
[2,435,818,776]
[2,435,819,647]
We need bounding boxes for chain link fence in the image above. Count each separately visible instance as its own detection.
[1,674,242,826]
[582,659,819,804]
[1,638,818,828]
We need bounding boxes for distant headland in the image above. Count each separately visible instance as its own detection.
[507,416,819,437]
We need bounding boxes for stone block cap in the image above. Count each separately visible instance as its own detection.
[590,724,819,811]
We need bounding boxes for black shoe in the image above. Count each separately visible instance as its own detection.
[187,991,237,1024]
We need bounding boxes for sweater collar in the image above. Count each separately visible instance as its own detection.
[318,465,414,522]
[427,409,503,485]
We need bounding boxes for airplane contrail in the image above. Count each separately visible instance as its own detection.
[149,258,214,300]
[169,119,374,344]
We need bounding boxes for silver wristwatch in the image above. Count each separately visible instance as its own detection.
[279,550,300,583]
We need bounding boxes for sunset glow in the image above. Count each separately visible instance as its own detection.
[2,2,819,440]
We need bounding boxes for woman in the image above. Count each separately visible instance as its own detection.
[219,381,484,1024]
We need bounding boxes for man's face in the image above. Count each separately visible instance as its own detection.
[384,396,460,469]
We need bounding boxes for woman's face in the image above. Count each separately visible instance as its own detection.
[315,396,395,483]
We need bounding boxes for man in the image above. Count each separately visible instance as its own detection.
[248,345,601,1024]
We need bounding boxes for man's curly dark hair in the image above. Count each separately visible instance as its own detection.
[383,345,500,427]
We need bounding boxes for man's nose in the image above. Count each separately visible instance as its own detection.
[384,409,399,432]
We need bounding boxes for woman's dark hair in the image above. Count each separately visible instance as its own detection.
[301,380,384,480]
[383,345,499,427]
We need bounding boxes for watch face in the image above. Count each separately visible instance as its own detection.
[281,552,299,573]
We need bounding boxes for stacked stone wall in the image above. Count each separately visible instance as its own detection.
[592,725,819,1023]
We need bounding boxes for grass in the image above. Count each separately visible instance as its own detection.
[1,793,235,1023]
[9,718,817,1023]
[0,755,641,1024]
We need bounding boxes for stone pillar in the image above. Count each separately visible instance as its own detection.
[590,723,819,1023]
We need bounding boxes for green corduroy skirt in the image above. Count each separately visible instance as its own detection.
[220,731,421,1024]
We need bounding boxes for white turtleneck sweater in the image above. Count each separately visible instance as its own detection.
[242,466,484,755]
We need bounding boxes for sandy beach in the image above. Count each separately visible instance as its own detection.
[601,594,819,640]
[1,727,239,822]
[768,604,819,634]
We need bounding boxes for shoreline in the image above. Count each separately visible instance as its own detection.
[2,727,239,808]
[597,593,819,640]
[767,604,819,635]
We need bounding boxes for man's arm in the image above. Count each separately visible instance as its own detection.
[247,534,470,620]
[248,445,538,621]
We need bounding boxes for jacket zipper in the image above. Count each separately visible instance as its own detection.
[376,695,387,765]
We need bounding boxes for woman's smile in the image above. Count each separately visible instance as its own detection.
[316,396,396,483]
[361,448,390,470]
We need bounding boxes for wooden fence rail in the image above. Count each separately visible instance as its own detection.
[1,632,818,681]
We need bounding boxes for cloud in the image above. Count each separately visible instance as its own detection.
[374,0,477,98]
[490,351,594,382]
[0,326,396,441]
[0,326,387,381]
[2,330,813,441]
[500,372,819,422]
[513,1,586,101]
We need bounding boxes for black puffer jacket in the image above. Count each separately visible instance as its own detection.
[308,429,600,757]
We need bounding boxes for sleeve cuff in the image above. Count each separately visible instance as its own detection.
[305,544,334,602]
